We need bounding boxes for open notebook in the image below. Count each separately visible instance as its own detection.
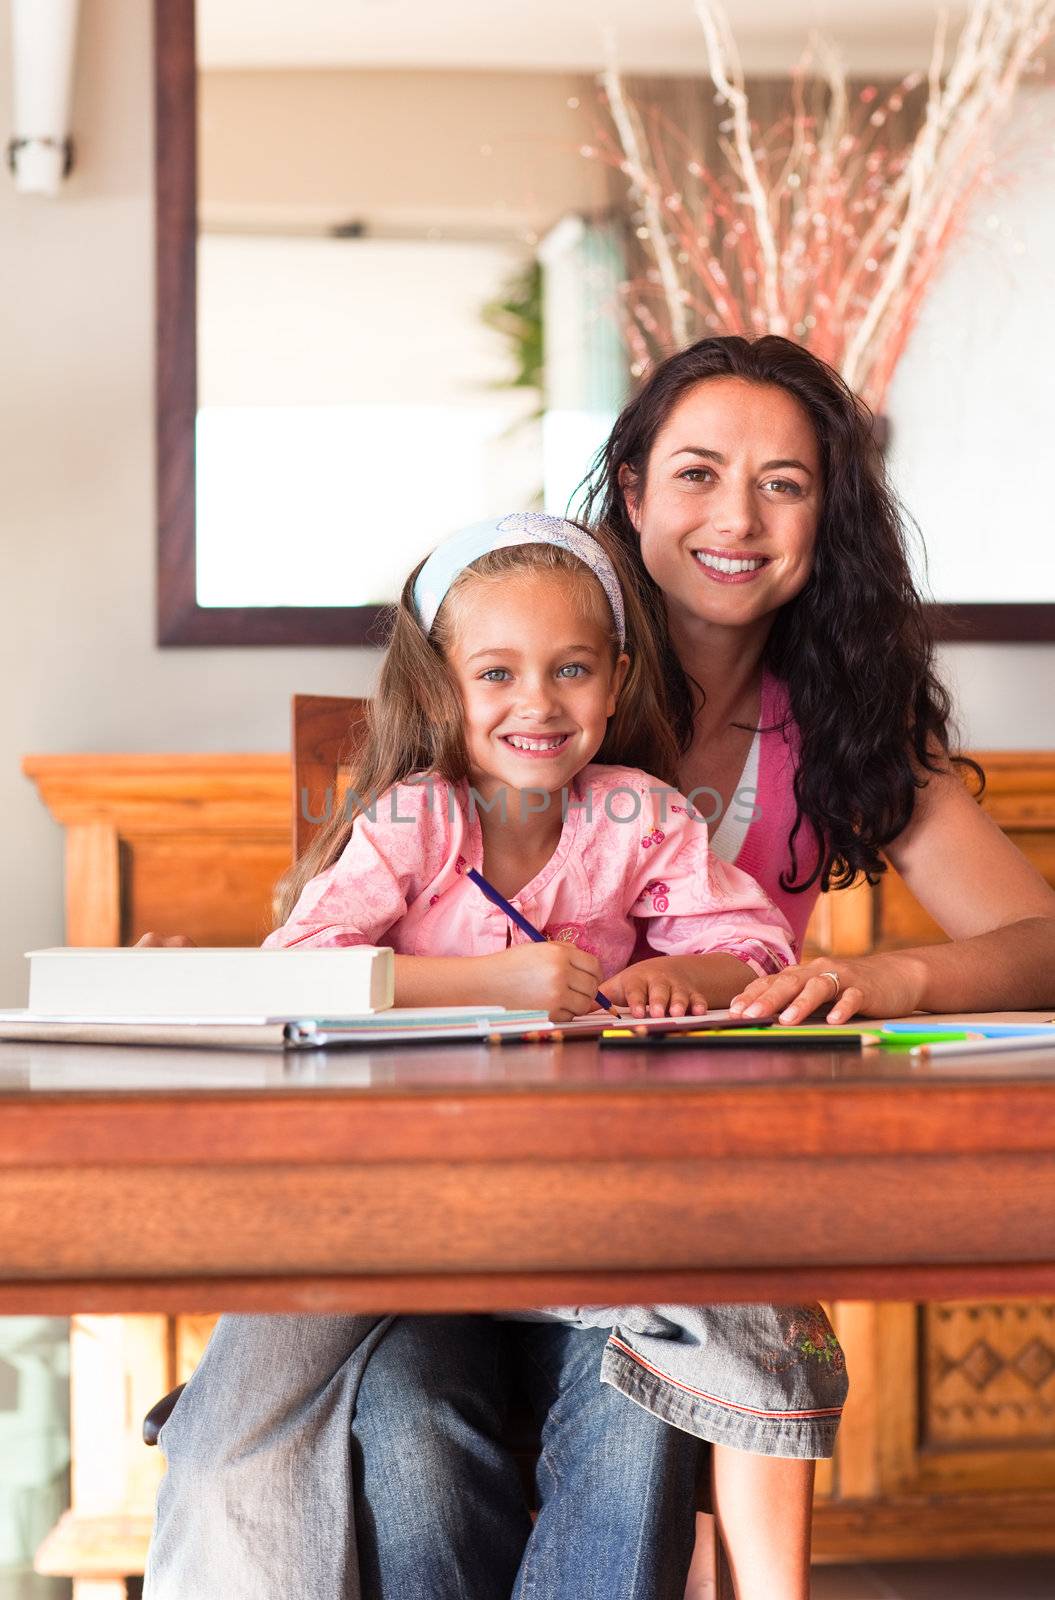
[0,1007,749,1051]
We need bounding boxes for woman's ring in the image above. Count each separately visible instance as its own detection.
[818,970,840,999]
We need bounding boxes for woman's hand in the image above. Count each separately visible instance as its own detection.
[729,951,927,1026]
[600,956,710,1019]
[488,941,608,1023]
[134,933,197,947]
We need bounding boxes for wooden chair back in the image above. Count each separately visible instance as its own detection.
[291,694,370,861]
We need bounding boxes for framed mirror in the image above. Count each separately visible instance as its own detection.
[156,0,1055,645]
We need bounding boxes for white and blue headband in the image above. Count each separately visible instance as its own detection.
[412,512,626,648]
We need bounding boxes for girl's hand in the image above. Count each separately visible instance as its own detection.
[728,952,926,1026]
[490,941,607,1023]
[134,933,197,947]
[600,956,709,1019]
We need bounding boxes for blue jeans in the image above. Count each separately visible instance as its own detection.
[354,1316,699,1600]
[145,1313,698,1599]
[146,1313,393,1599]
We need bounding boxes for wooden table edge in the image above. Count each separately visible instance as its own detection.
[5,1262,1055,1314]
[3,1078,1055,1164]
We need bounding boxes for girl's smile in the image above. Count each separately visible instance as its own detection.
[499,732,573,757]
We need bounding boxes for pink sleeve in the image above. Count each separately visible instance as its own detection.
[625,790,795,977]
[263,779,449,950]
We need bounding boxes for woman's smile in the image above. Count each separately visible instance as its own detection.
[691,547,772,583]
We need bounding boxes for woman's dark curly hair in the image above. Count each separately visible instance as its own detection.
[579,334,982,894]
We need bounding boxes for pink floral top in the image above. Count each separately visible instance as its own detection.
[265,764,794,980]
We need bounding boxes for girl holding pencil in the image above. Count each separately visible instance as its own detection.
[264,513,794,1019]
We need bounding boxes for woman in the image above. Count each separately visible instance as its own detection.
[144,335,1055,1600]
[591,334,1055,1027]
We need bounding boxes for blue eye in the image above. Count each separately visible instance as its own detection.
[557,663,589,679]
[480,668,511,683]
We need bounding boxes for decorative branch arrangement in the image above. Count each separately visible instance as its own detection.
[594,0,1052,410]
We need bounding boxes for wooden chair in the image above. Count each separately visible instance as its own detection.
[145,692,736,1599]
[290,693,371,861]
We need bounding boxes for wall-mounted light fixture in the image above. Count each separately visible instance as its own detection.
[6,0,81,195]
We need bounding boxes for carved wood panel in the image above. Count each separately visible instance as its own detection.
[923,1301,1055,1450]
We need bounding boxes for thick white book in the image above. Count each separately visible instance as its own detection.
[24,946,394,1019]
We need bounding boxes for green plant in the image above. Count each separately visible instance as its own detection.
[481,258,544,401]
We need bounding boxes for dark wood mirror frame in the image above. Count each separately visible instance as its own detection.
[154,0,1055,646]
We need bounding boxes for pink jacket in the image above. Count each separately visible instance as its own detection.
[265,764,795,980]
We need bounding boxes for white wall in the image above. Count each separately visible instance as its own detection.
[0,0,1052,1009]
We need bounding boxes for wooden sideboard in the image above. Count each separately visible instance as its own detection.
[22,754,292,949]
[22,749,1055,1589]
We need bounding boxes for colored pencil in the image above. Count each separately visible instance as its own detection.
[877,1030,973,1049]
[883,1022,1055,1039]
[910,1033,1055,1061]
[600,1027,868,1050]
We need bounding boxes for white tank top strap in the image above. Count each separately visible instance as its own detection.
[708,726,761,864]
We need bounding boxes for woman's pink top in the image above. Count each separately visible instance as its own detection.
[735,670,823,959]
[265,764,795,980]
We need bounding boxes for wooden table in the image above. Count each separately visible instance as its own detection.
[7,1021,1055,1579]
[3,1024,1055,1312]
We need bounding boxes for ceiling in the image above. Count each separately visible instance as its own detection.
[198,0,975,76]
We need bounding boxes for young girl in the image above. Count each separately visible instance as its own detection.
[147,510,846,1600]
[265,510,796,1024]
[271,513,842,1580]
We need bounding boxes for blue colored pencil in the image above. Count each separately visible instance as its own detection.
[466,866,614,1013]
[883,1021,1055,1039]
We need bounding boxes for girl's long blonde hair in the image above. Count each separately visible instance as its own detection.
[275,524,683,926]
